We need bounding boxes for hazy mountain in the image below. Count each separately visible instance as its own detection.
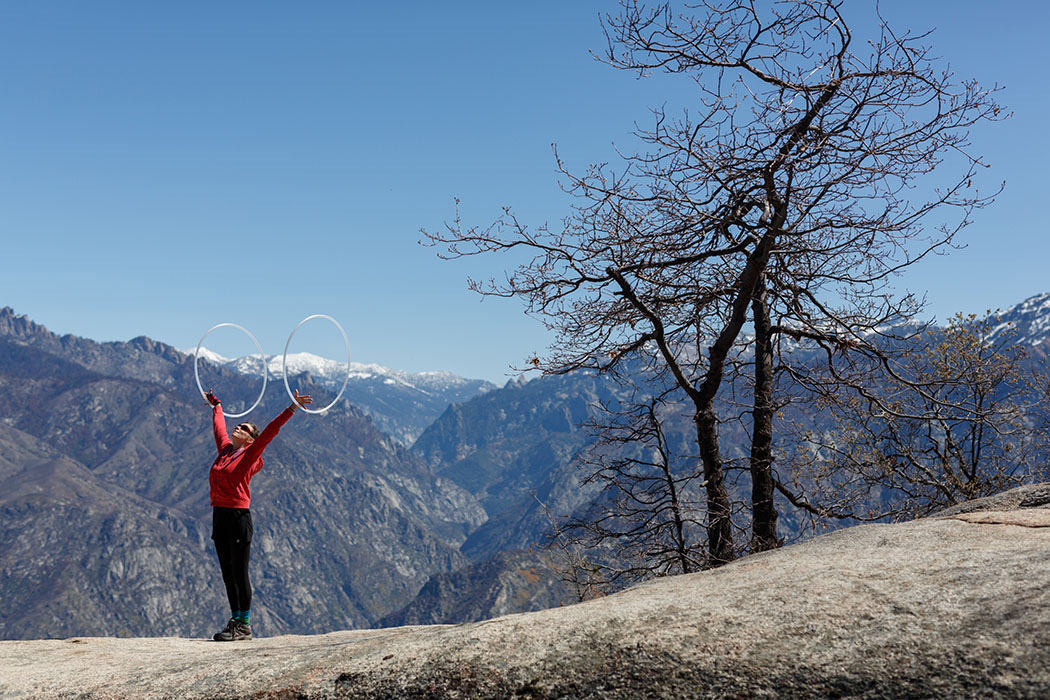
[0,421,220,639]
[410,370,630,563]
[0,308,192,388]
[0,308,629,639]
[0,315,486,640]
[0,308,493,446]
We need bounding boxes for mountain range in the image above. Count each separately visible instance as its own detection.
[0,306,606,639]
[3,294,1050,640]
[193,346,494,445]
[0,307,488,638]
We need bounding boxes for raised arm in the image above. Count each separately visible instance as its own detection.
[237,391,313,470]
[206,390,232,453]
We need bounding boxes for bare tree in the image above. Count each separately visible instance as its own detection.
[425,0,1004,565]
[782,315,1050,523]
[554,389,707,585]
[533,493,610,603]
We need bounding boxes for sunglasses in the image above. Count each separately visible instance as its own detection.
[235,424,256,436]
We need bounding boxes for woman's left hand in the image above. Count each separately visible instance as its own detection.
[292,390,313,410]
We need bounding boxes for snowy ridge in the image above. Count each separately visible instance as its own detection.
[985,292,1050,346]
[186,346,496,445]
[194,347,233,365]
[189,348,489,396]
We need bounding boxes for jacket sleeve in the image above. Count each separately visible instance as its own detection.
[236,406,295,475]
[213,404,233,453]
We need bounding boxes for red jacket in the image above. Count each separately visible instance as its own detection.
[209,404,294,508]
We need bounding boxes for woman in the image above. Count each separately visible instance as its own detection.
[204,388,311,641]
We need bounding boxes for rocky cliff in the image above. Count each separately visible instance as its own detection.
[410,370,623,562]
[3,484,1049,699]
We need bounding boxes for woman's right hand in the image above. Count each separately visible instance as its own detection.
[204,389,220,406]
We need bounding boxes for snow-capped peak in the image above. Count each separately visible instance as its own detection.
[188,348,490,396]
[984,293,1050,346]
[194,347,233,365]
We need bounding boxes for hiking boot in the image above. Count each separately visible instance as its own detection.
[213,618,252,641]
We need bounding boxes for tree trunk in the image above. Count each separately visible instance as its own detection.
[750,274,779,551]
[695,408,735,566]
[690,231,782,566]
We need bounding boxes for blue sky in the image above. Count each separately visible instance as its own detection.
[1,1,1046,384]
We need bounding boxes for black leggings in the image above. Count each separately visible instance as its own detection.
[212,507,254,614]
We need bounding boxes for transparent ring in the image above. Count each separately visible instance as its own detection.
[194,323,268,419]
[282,314,351,415]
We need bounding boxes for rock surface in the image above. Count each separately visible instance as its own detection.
[4,487,1050,699]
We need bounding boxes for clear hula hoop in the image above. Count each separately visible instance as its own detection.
[194,322,268,419]
[282,314,350,415]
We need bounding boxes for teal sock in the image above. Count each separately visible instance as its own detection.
[236,610,250,625]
